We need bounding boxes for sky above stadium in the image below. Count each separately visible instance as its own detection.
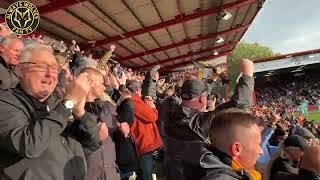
[243,0,320,54]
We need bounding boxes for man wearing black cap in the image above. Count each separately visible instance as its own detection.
[165,59,255,180]
[269,135,309,180]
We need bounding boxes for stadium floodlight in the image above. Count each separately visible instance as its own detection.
[294,72,305,77]
[216,10,232,21]
[265,73,276,77]
[291,69,304,73]
[216,37,224,44]
[221,11,232,20]
[266,71,274,75]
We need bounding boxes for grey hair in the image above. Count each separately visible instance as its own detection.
[0,35,22,46]
[19,43,53,63]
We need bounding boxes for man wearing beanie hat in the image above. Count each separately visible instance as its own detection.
[269,135,309,180]
[165,59,256,180]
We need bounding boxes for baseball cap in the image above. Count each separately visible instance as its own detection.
[283,135,309,150]
[180,79,205,100]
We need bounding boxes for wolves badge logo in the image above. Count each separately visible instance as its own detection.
[5,1,40,35]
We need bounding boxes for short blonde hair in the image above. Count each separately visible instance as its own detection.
[79,67,104,80]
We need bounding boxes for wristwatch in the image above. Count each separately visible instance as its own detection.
[63,99,75,110]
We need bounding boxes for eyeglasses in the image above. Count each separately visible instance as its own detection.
[20,62,60,73]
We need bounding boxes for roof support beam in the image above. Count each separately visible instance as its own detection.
[120,0,163,63]
[137,42,237,69]
[84,0,257,49]
[162,50,232,72]
[37,0,87,14]
[64,9,127,58]
[41,16,89,41]
[89,0,152,64]
[0,0,87,23]
[119,24,249,62]
[151,0,181,60]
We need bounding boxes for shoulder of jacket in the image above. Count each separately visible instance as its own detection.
[205,168,249,180]
[0,89,16,101]
[0,89,28,111]
[0,63,10,74]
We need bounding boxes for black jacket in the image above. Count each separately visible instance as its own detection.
[0,86,100,180]
[166,140,251,180]
[156,95,182,138]
[165,75,254,180]
[271,169,320,180]
[84,99,137,180]
[84,100,120,180]
[270,157,298,180]
[0,55,19,90]
[201,147,252,180]
[297,169,320,180]
[115,98,138,173]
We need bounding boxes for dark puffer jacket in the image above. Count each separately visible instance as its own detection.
[200,146,253,180]
[165,75,254,180]
[84,99,137,180]
[0,86,100,180]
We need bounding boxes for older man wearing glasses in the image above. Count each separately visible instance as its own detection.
[0,44,101,180]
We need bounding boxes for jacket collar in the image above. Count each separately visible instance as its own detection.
[200,146,252,180]
[15,84,48,111]
[14,84,62,111]
[207,146,233,166]
[0,54,8,69]
[131,94,142,102]
[0,54,16,72]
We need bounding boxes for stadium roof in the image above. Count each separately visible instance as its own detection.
[254,48,320,78]
[0,0,265,72]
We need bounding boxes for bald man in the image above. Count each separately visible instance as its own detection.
[0,36,24,89]
[201,108,263,180]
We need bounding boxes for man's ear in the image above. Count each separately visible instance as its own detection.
[230,142,241,157]
[89,79,94,88]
